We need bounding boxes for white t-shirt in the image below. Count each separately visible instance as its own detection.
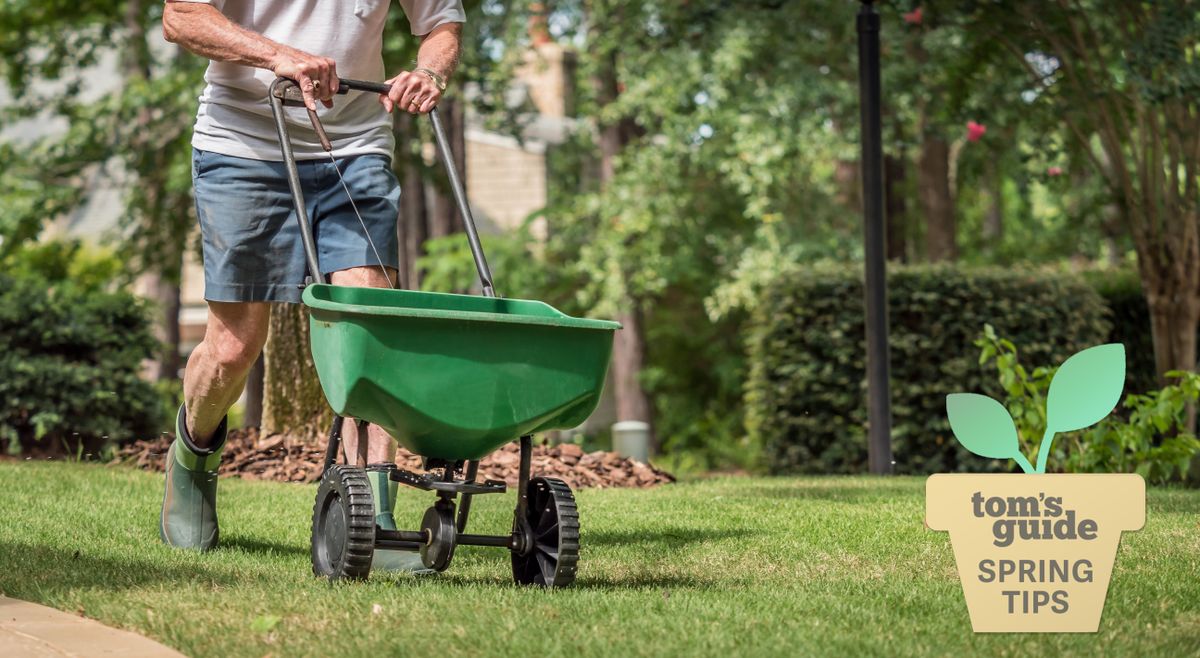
[178,0,465,161]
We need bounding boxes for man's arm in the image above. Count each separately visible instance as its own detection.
[162,1,338,110]
[380,22,463,115]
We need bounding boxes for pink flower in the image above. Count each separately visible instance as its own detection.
[903,7,924,25]
[966,121,987,142]
[1047,166,1063,177]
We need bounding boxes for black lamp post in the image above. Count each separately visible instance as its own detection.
[857,0,894,474]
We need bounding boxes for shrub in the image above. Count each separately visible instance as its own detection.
[745,264,1111,475]
[978,326,1200,483]
[1064,379,1200,483]
[642,295,751,472]
[0,267,162,456]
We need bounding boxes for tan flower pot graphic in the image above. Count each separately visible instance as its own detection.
[928,343,1145,632]
[927,474,1143,632]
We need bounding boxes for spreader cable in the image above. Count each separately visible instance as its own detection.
[307,107,395,288]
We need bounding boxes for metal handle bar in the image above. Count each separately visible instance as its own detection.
[335,78,391,95]
[268,76,496,297]
[426,106,495,297]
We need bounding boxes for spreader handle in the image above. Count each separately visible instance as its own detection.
[269,77,324,283]
[271,76,497,297]
[428,108,496,298]
[336,78,392,95]
[341,77,496,297]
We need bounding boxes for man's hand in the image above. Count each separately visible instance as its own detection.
[272,50,339,110]
[380,21,462,115]
[380,71,442,115]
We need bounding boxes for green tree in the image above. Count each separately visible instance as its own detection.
[477,1,1115,466]
[488,0,869,461]
[951,0,1200,384]
[1,0,200,380]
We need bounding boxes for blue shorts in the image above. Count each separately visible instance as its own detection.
[192,148,400,303]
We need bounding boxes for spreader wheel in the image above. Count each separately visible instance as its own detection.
[311,465,375,580]
[512,477,579,587]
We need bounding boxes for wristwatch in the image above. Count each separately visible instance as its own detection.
[414,67,447,91]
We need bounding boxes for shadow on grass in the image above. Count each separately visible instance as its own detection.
[0,541,244,594]
[571,572,726,591]
[424,570,725,591]
[745,480,920,503]
[583,526,752,547]
[220,535,309,558]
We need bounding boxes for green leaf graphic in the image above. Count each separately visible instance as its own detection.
[1046,343,1126,433]
[946,393,1021,460]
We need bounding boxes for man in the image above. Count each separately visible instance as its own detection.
[159,0,464,557]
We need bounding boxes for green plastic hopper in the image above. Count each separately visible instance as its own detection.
[303,284,620,461]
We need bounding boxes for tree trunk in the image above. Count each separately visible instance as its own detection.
[1147,298,1200,385]
[1143,270,1200,441]
[394,111,428,289]
[884,153,908,262]
[612,307,654,441]
[122,0,150,77]
[152,277,182,381]
[834,159,860,212]
[590,27,656,450]
[982,157,1004,243]
[1141,264,1200,386]
[243,354,264,428]
[906,24,957,263]
[918,131,957,261]
[261,304,331,439]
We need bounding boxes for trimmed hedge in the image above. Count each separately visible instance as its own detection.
[746,265,1111,474]
[0,271,162,455]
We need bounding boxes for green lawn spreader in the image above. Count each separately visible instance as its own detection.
[269,77,619,587]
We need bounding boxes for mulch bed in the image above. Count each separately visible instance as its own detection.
[117,428,674,489]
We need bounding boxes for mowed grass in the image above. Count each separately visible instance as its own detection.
[0,461,1198,657]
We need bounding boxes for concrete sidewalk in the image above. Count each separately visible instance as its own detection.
[0,596,185,657]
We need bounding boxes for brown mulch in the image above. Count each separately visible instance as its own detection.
[117,428,674,489]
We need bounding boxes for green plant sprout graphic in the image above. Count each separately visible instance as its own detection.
[946,344,1126,473]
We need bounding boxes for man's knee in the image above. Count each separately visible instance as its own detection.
[329,266,398,289]
[202,302,269,373]
[209,334,263,373]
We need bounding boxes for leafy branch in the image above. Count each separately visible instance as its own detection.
[946,326,1125,473]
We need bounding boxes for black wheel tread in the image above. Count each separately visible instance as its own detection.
[311,465,375,580]
[512,476,580,588]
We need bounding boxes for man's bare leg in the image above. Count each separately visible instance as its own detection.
[325,265,427,572]
[329,265,400,464]
[184,301,272,446]
[340,422,396,465]
[162,300,270,550]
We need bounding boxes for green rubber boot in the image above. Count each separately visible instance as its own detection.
[367,466,400,531]
[367,464,433,573]
[159,405,227,551]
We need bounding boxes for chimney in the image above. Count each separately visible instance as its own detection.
[518,3,576,118]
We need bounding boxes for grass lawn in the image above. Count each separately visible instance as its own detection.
[1,461,1198,657]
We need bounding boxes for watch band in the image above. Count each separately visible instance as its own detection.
[413,67,447,91]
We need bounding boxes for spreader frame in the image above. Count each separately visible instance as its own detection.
[271,76,586,586]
